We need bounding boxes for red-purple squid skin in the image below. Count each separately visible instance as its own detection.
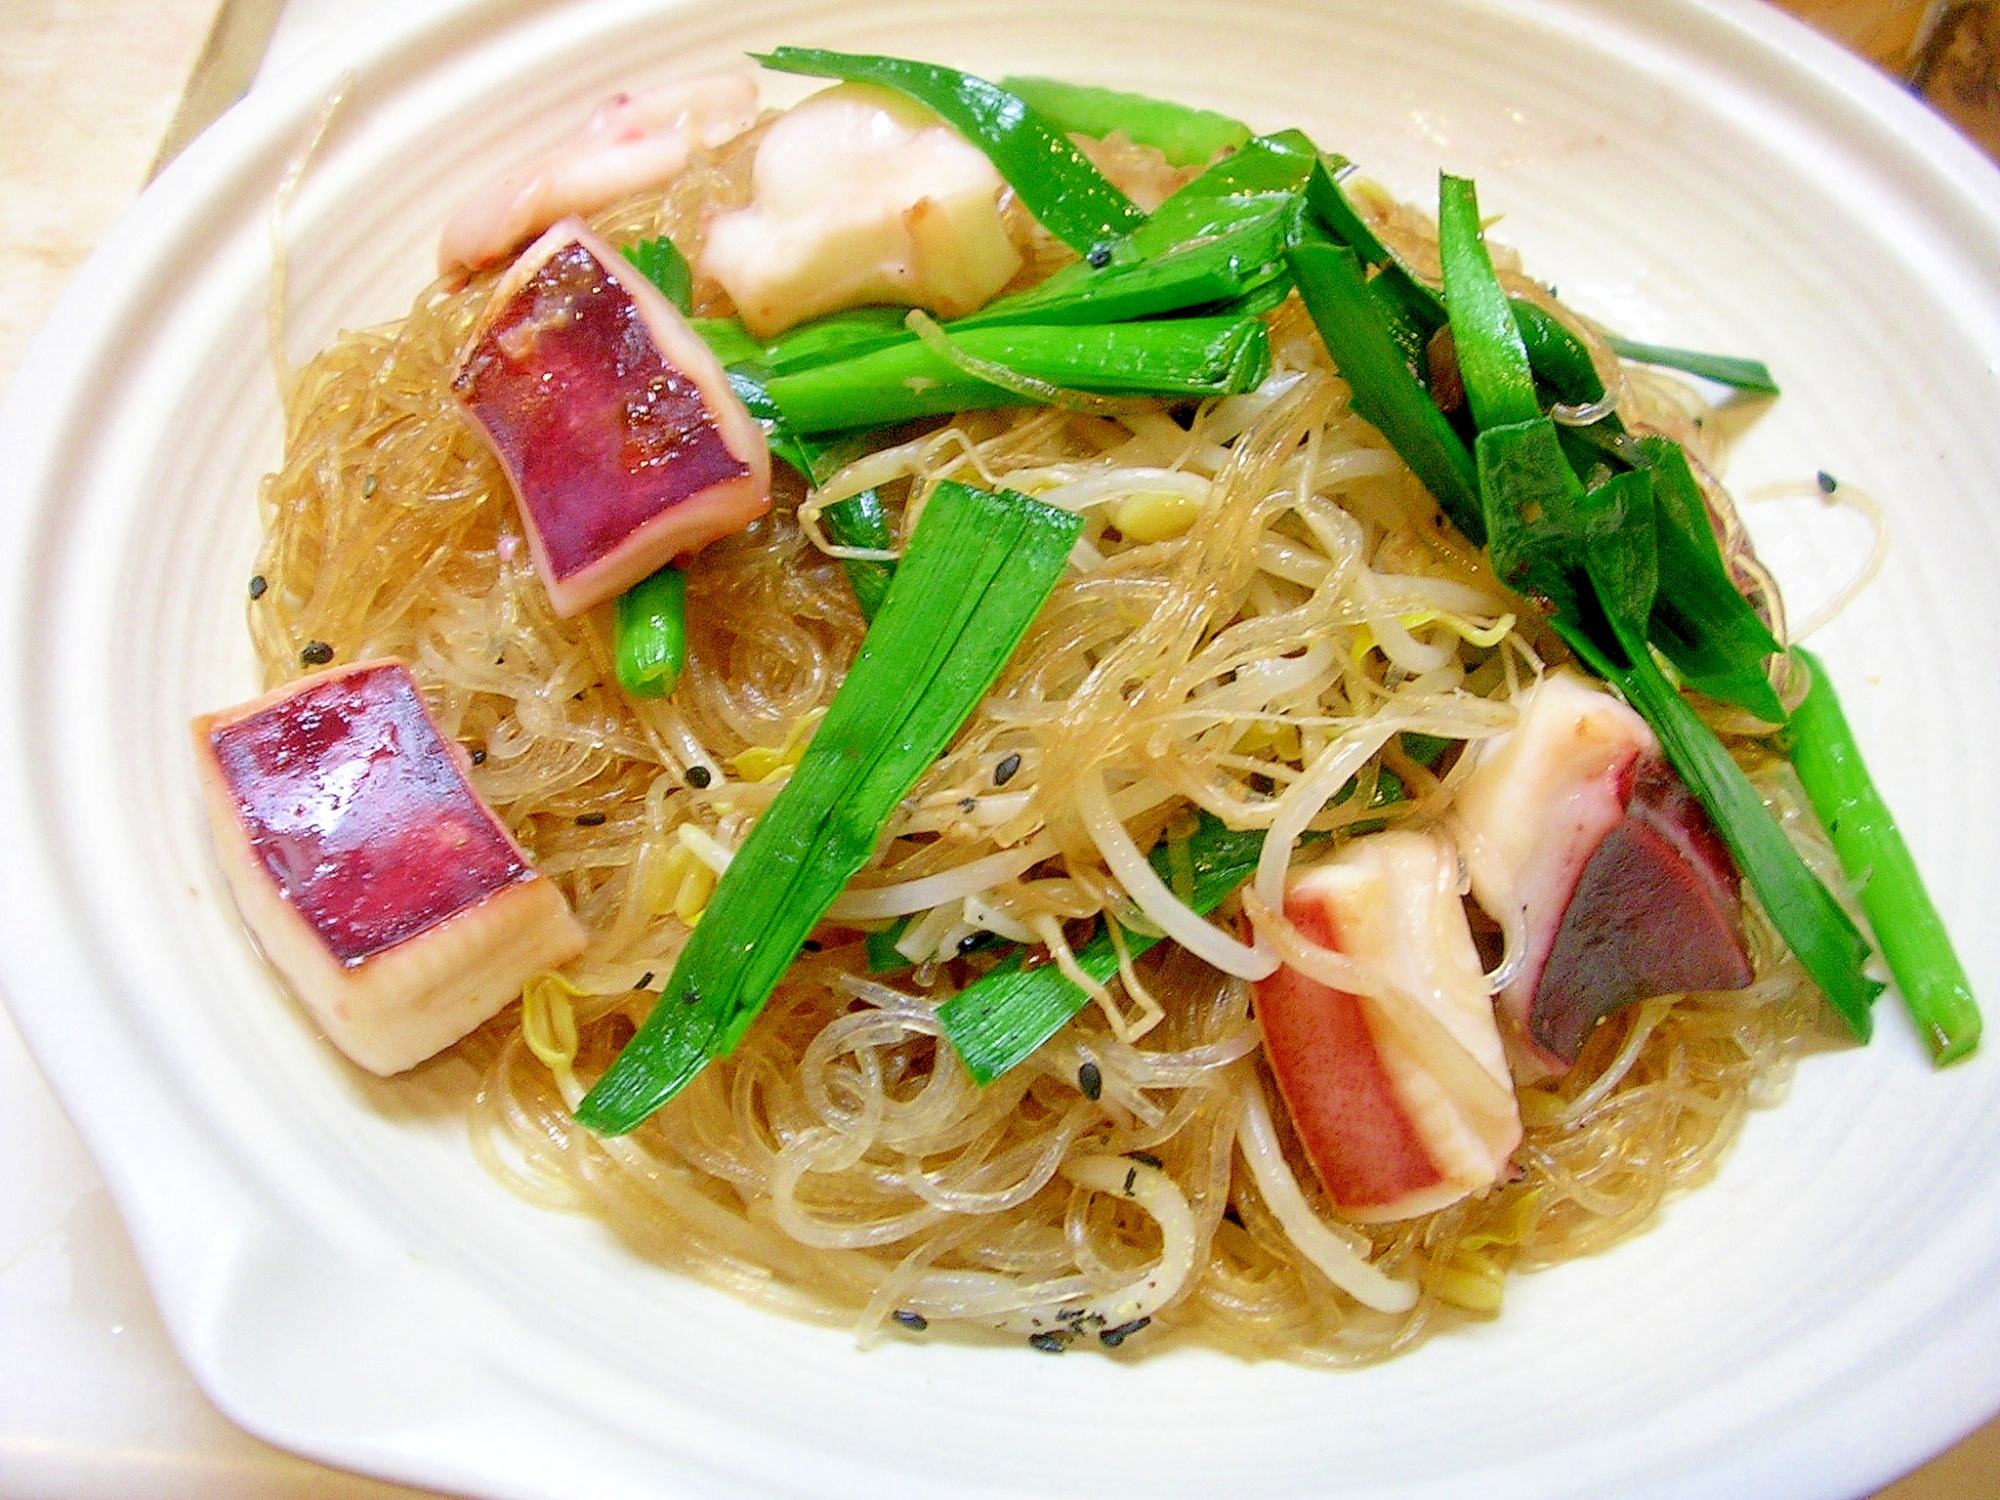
[452,219,770,618]
[191,659,587,1076]
[203,661,531,963]
[1529,759,1754,1064]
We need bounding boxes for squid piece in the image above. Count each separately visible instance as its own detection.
[699,82,1024,338]
[192,661,587,1076]
[1254,831,1521,1223]
[452,218,771,618]
[1451,669,1752,1078]
[439,72,760,274]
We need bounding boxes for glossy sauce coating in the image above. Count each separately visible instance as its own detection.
[452,240,748,582]
[205,663,530,965]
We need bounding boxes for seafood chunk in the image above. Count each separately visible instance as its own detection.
[1255,832,1521,1223]
[439,72,759,274]
[700,82,1023,338]
[1452,670,1751,1076]
[192,660,586,1075]
[452,218,771,618]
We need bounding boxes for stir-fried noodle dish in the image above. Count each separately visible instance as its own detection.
[194,50,1979,1364]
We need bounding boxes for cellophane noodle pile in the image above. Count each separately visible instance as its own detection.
[248,122,1827,1362]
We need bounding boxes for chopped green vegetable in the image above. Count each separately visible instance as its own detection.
[1636,437,1785,720]
[1604,334,1780,395]
[940,814,1270,1083]
[1439,168,1879,1042]
[716,364,897,615]
[997,75,1252,166]
[690,316,767,370]
[753,47,1145,253]
[864,919,914,974]
[575,482,1084,1132]
[818,489,896,622]
[1303,160,1450,363]
[612,565,687,698]
[891,135,1315,348]
[766,315,1270,433]
[1509,300,1605,409]
[764,307,914,376]
[1786,648,1979,1062]
[623,235,693,315]
[1439,175,1541,431]
[1286,239,1483,542]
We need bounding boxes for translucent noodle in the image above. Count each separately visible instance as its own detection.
[252,129,1827,1364]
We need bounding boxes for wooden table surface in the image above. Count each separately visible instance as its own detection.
[0,1,1995,1496]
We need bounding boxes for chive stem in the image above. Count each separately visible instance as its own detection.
[1786,648,1980,1063]
[576,482,1083,1132]
[612,565,688,698]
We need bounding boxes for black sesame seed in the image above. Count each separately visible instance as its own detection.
[470,749,487,765]
[362,473,378,498]
[959,797,977,813]
[247,574,267,600]
[993,752,1021,786]
[1125,1150,1164,1170]
[1078,1061,1103,1101]
[957,932,983,955]
[1122,1166,1137,1195]
[299,641,334,666]
[634,971,655,990]
[575,811,607,827]
[685,765,713,789]
[1028,1331,1069,1354]
[802,939,822,953]
[682,985,701,1007]
[893,1309,928,1331]
[1099,1316,1151,1348]
[1086,242,1112,268]
[1817,469,1838,494]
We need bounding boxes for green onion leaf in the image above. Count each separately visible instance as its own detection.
[940,814,1269,1083]
[864,919,914,974]
[1636,436,1785,720]
[691,316,768,371]
[1604,334,1780,395]
[612,565,687,698]
[720,365,897,614]
[763,307,914,376]
[575,482,1084,1132]
[1785,647,1979,1062]
[1304,155,1400,273]
[1473,417,1600,628]
[623,235,694,315]
[819,489,896,622]
[1509,300,1605,409]
[753,47,1145,253]
[1286,239,1483,542]
[1438,173,1540,430]
[765,316,1270,433]
[996,75,1252,166]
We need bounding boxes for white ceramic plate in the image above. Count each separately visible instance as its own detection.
[5,1,2000,1496]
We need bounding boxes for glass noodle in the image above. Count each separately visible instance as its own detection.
[249,119,1823,1361]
